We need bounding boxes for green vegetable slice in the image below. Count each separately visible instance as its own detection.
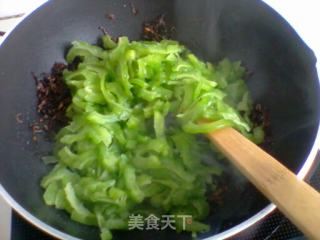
[41,35,264,240]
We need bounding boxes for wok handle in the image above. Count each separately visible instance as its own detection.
[206,127,320,240]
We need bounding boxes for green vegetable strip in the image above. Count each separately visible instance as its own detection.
[41,35,264,240]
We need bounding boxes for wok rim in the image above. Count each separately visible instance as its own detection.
[0,1,319,239]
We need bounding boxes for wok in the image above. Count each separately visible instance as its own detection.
[0,0,319,239]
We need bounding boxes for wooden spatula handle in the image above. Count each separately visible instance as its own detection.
[207,127,320,240]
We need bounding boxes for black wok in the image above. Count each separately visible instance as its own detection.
[0,0,319,239]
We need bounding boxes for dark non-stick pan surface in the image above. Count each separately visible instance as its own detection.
[0,0,319,239]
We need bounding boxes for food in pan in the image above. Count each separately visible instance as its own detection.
[41,35,264,239]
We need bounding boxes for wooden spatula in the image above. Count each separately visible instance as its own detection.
[206,127,320,239]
